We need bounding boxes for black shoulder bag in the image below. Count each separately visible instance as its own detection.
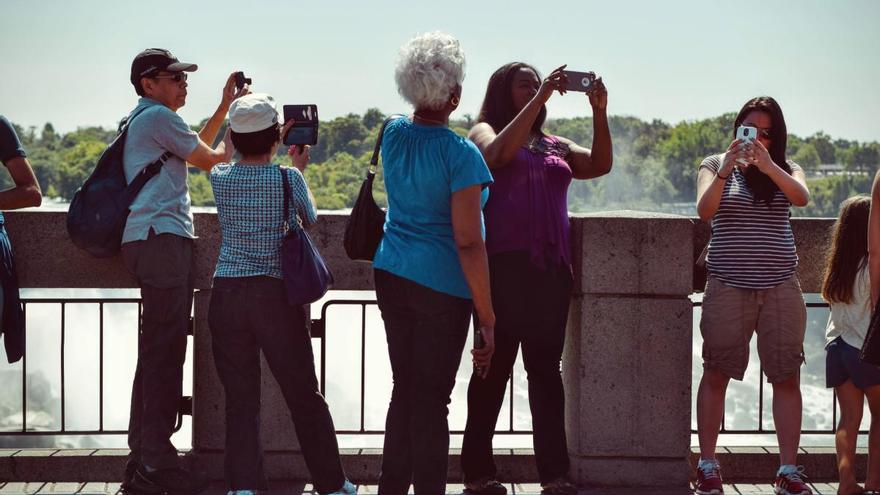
[343,114,405,261]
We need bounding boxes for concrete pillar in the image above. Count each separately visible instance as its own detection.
[564,211,694,487]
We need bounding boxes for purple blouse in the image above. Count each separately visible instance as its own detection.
[484,136,573,270]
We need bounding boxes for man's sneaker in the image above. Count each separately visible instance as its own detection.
[694,461,723,495]
[327,480,357,495]
[540,478,577,495]
[129,466,209,495]
[463,478,508,495]
[774,466,812,495]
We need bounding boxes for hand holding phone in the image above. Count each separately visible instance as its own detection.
[234,71,252,91]
[473,326,485,376]
[471,323,495,379]
[562,70,597,93]
[736,125,757,143]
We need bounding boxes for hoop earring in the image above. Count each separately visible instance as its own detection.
[451,95,460,106]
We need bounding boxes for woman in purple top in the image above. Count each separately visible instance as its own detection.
[461,63,612,495]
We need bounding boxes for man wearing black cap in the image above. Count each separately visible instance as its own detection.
[120,48,247,495]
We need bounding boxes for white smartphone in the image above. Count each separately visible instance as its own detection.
[736,125,757,142]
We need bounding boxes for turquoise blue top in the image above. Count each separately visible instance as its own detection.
[373,118,493,299]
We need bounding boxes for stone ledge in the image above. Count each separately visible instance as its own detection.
[0,449,538,483]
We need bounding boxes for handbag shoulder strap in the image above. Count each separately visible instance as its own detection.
[280,167,292,233]
[369,114,407,172]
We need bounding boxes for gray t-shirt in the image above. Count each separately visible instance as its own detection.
[122,97,200,244]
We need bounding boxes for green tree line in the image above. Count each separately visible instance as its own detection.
[7,110,879,217]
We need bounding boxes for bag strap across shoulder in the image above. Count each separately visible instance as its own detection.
[280,166,292,233]
[117,105,150,135]
[123,105,173,180]
[369,114,407,172]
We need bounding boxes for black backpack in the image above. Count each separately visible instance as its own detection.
[66,107,172,258]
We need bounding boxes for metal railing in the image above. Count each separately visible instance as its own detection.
[315,299,530,436]
[1,297,189,437]
[3,294,858,441]
[1,295,531,439]
[691,299,870,436]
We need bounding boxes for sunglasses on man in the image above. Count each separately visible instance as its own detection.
[149,72,188,83]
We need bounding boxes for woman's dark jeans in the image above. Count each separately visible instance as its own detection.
[461,252,573,485]
[208,276,345,493]
[374,269,473,495]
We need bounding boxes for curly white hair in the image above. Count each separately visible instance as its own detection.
[394,31,466,111]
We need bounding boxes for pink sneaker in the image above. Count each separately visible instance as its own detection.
[694,461,723,495]
[774,466,812,495]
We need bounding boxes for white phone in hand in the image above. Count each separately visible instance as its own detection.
[736,125,757,142]
[734,125,758,166]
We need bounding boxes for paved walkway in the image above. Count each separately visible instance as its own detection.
[0,482,849,494]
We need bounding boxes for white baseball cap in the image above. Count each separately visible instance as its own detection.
[229,93,279,133]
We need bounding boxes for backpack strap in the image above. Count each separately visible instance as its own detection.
[117,105,151,135]
[141,151,173,178]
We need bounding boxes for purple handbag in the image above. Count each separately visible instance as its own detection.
[279,167,333,305]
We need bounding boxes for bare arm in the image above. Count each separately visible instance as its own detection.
[468,65,568,169]
[0,157,42,209]
[556,110,612,179]
[696,142,744,221]
[188,73,250,171]
[870,171,880,306]
[186,129,233,171]
[748,140,810,206]
[289,143,318,227]
[451,184,495,376]
[762,164,810,207]
[199,72,248,145]
[557,78,612,180]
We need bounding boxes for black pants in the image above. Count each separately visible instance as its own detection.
[208,276,345,493]
[121,231,194,471]
[461,252,573,484]
[374,269,472,495]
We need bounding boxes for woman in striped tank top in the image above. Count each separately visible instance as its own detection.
[692,97,813,495]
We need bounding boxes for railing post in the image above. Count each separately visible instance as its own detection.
[564,211,694,487]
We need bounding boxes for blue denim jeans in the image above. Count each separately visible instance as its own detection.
[208,276,345,493]
[374,269,473,495]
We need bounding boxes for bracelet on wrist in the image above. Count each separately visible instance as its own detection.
[716,172,730,181]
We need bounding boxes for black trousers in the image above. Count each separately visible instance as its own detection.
[208,276,345,493]
[122,231,194,471]
[374,269,472,495]
[461,252,573,484]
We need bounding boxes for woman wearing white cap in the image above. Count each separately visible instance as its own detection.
[207,93,356,495]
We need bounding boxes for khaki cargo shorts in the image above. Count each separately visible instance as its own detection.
[699,275,806,383]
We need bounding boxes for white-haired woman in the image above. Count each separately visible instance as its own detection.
[372,32,496,495]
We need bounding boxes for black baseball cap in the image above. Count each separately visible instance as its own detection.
[130,48,198,89]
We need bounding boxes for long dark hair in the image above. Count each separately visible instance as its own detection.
[476,62,546,134]
[821,195,870,304]
[733,96,792,203]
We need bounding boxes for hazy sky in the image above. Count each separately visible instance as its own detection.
[2,0,878,142]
